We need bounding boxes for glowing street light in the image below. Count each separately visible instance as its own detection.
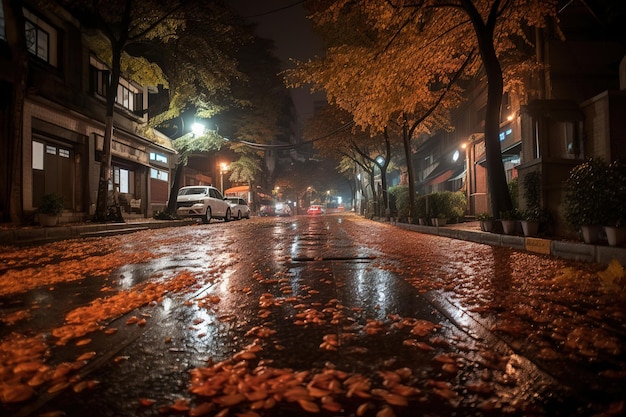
[220,162,229,194]
[191,122,205,137]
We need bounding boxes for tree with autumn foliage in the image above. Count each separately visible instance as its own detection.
[304,104,399,216]
[53,0,251,222]
[216,34,296,194]
[286,0,558,218]
[50,0,184,221]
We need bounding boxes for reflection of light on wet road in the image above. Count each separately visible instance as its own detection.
[218,268,232,294]
[160,297,173,314]
[353,267,391,318]
[290,236,299,258]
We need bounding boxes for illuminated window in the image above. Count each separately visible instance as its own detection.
[150,168,168,182]
[89,56,143,113]
[150,152,168,164]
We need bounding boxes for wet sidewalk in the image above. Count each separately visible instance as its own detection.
[378,218,626,266]
[0,218,196,246]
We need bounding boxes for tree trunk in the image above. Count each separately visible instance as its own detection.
[94,44,124,222]
[482,46,512,216]
[462,0,513,217]
[379,130,392,216]
[403,116,416,220]
[166,162,185,214]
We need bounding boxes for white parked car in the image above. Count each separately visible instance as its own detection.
[275,202,292,216]
[225,197,251,220]
[176,185,231,223]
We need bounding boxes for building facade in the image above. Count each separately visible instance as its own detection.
[413,1,625,236]
[0,1,177,224]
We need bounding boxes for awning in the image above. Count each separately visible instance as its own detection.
[476,141,521,166]
[225,185,249,194]
[449,169,466,181]
[421,160,465,186]
[427,169,453,186]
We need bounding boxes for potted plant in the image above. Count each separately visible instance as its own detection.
[432,212,448,227]
[564,159,610,243]
[477,212,493,232]
[603,160,626,246]
[448,191,467,223]
[415,195,429,225]
[520,207,544,237]
[499,209,520,235]
[36,193,64,226]
[520,172,544,237]
[429,192,448,226]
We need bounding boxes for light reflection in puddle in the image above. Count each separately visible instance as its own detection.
[353,267,392,319]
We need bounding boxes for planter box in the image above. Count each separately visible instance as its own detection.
[581,225,603,244]
[480,220,494,232]
[521,220,539,237]
[501,220,516,235]
[604,226,626,246]
[38,213,59,227]
[431,218,447,227]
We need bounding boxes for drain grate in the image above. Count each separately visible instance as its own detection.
[291,255,376,262]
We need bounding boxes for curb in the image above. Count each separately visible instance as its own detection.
[0,220,196,245]
[394,222,626,266]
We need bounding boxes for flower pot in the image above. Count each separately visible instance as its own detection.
[501,220,516,235]
[604,226,626,246]
[480,220,493,232]
[431,217,447,227]
[38,213,59,227]
[521,220,539,237]
[581,225,603,244]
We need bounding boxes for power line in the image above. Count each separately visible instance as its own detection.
[230,120,356,150]
[240,1,306,19]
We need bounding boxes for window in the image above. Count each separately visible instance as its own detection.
[89,56,144,114]
[90,65,109,97]
[0,2,5,41]
[150,168,168,182]
[116,79,143,113]
[118,84,133,110]
[25,19,48,61]
[561,121,579,158]
[23,10,57,67]
[32,141,44,170]
[209,188,223,200]
[150,152,168,164]
[112,166,133,194]
[499,128,512,142]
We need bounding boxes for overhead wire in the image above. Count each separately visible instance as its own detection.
[229,120,356,150]
[239,0,307,19]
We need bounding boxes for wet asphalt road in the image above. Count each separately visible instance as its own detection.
[0,214,623,417]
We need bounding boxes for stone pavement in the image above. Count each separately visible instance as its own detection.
[0,218,195,246]
[1,215,625,266]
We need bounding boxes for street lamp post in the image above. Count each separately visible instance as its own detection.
[375,155,390,218]
[220,162,228,194]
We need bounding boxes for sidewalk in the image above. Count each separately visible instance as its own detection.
[379,218,626,266]
[0,218,196,246]
[1,215,625,266]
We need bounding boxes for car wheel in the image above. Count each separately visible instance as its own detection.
[237,210,242,220]
[224,208,231,222]
[203,207,212,224]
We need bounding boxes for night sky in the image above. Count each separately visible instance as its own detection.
[228,0,325,125]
